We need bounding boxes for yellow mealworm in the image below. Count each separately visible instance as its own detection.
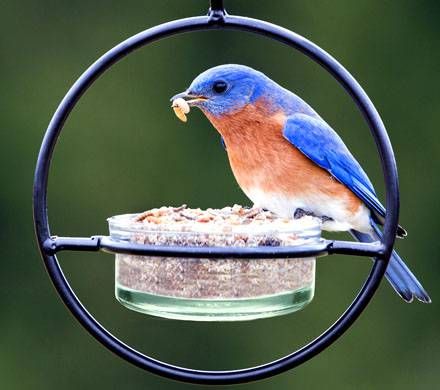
[171,98,190,122]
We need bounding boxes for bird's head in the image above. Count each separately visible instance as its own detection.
[171,64,271,117]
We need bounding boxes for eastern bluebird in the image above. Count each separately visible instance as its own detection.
[171,64,430,303]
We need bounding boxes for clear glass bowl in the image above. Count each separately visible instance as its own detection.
[108,210,322,321]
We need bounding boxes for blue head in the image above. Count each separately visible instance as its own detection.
[171,64,276,117]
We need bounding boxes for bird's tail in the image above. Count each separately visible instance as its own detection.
[350,224,431,303]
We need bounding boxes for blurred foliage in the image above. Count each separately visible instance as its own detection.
[1,0,439,389]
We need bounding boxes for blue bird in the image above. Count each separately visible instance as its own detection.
[172,64,430,303]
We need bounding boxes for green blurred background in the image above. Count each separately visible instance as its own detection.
[1,0,439,388]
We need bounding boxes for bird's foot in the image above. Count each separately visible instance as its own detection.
[294,208,333,224]
[244,206,267,218]
[294,208,315,219]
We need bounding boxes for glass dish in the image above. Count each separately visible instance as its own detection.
[108,207,322,321]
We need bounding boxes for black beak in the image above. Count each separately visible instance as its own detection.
[170,91,208,105]
[170,91,190,101]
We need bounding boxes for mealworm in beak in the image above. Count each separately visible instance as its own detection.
[171,98,190,122]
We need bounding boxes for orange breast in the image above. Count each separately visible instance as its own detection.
[205,99,362,213]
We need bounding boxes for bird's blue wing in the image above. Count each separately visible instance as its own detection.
[282,113,387,223]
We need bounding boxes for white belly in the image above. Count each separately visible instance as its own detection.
[245,187,372,234]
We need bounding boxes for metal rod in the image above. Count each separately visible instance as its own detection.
[44,235,384,259]
[327,240,385,257]
[43,236,102,254]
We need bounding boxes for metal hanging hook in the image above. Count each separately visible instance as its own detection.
[208,0,227,23]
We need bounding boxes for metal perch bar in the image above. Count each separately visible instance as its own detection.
[43,235,385,258]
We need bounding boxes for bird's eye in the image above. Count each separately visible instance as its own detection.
[213,81,228,94]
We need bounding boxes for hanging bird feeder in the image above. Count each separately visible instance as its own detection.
[33,0,402,385]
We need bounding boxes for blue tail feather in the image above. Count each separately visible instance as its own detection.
[350,225,431,303]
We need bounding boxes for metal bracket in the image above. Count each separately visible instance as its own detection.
[208,0,227,24]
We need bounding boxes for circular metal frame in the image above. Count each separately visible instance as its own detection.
[33,2,399,386]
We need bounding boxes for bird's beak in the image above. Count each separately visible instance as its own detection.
[170,91,208,106]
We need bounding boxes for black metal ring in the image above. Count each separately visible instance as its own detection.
[33,8,399,386]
